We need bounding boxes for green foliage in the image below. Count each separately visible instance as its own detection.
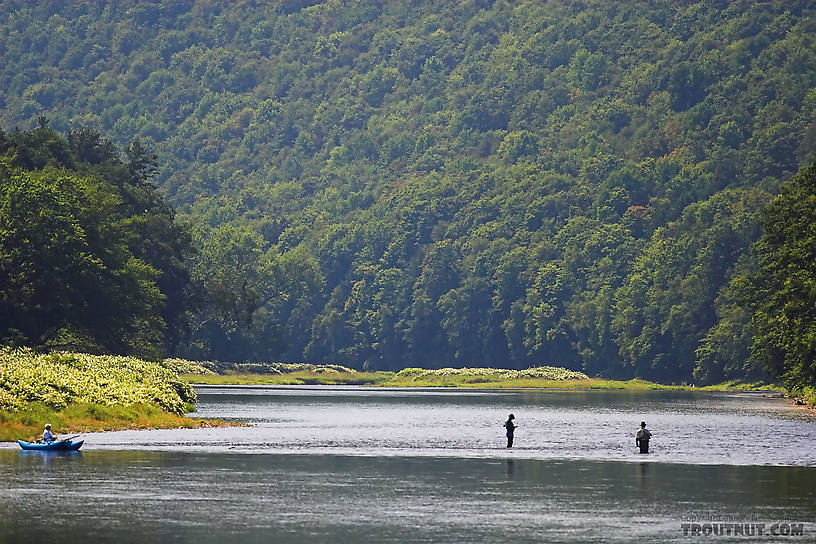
[0,126,194,357]
[184,223,324,362]
[222,362,355,374]
[184,370,392,387]
[612,188,769,381]
[740,161,816,392]
[0,347,196,415]
[1,1,815,385]
[0,401,215,443]
[160,358,218,375]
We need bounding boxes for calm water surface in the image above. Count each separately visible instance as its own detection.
[1,386,815,543]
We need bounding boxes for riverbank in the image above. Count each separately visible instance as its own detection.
[0,401,228,443]
[185,374,682,389]
[0,348,228,443]
[182,366,783,393]
[791,385,816,408]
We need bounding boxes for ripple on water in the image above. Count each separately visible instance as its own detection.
[25,387,815,467]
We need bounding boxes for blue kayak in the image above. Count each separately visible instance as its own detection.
[17,439,83,451]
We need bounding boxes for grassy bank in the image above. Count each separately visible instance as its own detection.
[181,364,593,387]
[2,350,789,444]
[186,374,782,391]
[178,361,783,392]
[0,402,227,443]
[789,385,816,407]
[0,348,227,441]
[0,348,196,414]
[694,380,785,393]
[382,366,590,387]
[382,377,674,389]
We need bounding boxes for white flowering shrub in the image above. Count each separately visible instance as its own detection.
[161,358,218,375]
[224,362,356,374]
[0,348,196,415]
[394,366,588,381]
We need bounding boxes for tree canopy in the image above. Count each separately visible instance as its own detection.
[0,125,193,358]
[739,161,816,394]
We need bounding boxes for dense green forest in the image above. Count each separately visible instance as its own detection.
[0,123,195,359]
[1,1,816,389]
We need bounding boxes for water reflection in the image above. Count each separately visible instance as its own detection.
[16,450,83,476]
[635,462,650,488]
[17,449,82,467]
[1,450,812,543]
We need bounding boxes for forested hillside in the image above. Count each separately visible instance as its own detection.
[2,1,816,385]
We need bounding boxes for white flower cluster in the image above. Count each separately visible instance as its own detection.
[223,362,356,375]
[394,366,589,381]
[161,358,218,375]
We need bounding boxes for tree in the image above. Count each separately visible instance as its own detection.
[188,223,322,361]
[741,161,816,392]
[611,189,767,382]
[0,166,165,357]
[0,127,194,359]
[3,1,816,376]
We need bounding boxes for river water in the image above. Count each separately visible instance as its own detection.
[1,386,815,542]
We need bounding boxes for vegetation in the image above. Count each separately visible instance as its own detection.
[0,348,196,415]
[796,387,816,407]
[0,124,195,359]
[171,357,383,385]
[1,1,815,395]
[178,360,591,386]
[182,363,781,392]
[0,348,231,441]
[738,162,816,399]
[161,357,218,375]
[394,366,588,382]
[0,401,221,443]
[217,361,356,374]
[184,370,392,387]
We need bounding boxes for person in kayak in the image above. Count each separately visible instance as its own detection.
[41,424,56,444]
[635,421,651,454]
[504,414,518,448]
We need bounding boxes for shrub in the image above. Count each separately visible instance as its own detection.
[0,348,196,415]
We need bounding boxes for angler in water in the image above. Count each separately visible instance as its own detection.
[636,421,651,454]
[504,414,518,448]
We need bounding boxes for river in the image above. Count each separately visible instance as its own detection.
[1,386,814,542]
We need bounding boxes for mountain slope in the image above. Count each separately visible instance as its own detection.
[2,1,815,381]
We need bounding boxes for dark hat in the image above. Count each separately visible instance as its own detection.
[509,414,515,419]
[640,421,646,427]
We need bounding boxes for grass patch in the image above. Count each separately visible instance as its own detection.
[0,348,235,441]
[695,380,785,393]
[788,385,816,407]
[0,401,229,443]
[184,372,679,390]
[379,376,784,391]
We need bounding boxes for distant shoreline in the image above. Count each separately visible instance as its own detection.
[183,371,784,393]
